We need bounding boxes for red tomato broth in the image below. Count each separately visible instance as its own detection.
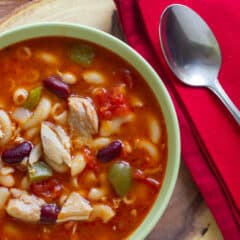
[0,37,167,240]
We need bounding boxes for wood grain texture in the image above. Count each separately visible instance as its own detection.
[0,0,115,32]
[0,1,223,239]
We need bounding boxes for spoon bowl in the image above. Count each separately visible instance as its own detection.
[160,4,240,124]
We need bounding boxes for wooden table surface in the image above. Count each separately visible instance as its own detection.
[0,1,224,239]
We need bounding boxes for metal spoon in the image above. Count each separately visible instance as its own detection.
[159,4,240,125]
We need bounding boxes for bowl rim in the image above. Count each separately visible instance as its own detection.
[0,22,180,240]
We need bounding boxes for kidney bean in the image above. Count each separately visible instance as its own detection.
[2,141,32,164]
[43,75,70,99]
[97,140,122,162]
[40,203,60,224]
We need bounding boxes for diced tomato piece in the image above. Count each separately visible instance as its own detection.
[83,147,99,172]
[95,85,130,120]
[31,178,63,201]
[133,169,160,190]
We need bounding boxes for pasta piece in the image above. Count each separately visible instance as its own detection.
[51,103,67,125]
[25,127,40,139]
[35,51,59,65]
[83,71,105,85]
[0,110,13,146]
[54,111,67,125]
[148,116,162,144]
[21,97,51,129]
[92,137,111,150]
[71,153,86,177]
[25,69,40,83]
[88,188,105,201]
[13,88,28,106]
[135,139,159,160]
[100,113,135,137]
[143,166,163,175]
[89,204,115,223]
[123,195,136,205]
[112,198,121,209]
[16,46,32,60]
[0,187,10,210]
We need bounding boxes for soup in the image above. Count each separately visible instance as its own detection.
[0,37,167,240]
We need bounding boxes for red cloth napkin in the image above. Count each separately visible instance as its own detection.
[114,0,240,239]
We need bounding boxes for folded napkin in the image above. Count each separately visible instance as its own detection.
[114,0,240,239]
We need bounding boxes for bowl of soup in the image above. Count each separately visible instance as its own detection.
[0,23,180,240]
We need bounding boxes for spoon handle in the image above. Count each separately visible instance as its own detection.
[208,80,240,125]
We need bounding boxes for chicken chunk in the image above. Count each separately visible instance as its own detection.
[57,192,93,222]
[6,188,45,222]
[68,97,98,137]
[41,122,71,172]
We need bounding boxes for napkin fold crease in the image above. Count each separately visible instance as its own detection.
[114,0,240,239]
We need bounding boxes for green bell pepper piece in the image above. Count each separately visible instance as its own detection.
[23,87,42,110]
[28,161,53,183]
[108,161,132,197]
[69,44,95,66]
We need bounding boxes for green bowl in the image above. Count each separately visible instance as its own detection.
[0,23,180,240]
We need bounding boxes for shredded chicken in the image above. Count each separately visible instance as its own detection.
[57,192,93,222]
[6,189,45,222]
[68,97,98,137]
[41,122,71,172]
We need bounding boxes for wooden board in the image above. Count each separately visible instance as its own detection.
[0,1,223,240]
[0,0,115,32]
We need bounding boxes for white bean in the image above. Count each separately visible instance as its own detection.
[61,72,77,84]
[36,51,59,65]
[0,175,15,187]
[12,108,31,124]
[83,71,105,85]
[88,188,104,201]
